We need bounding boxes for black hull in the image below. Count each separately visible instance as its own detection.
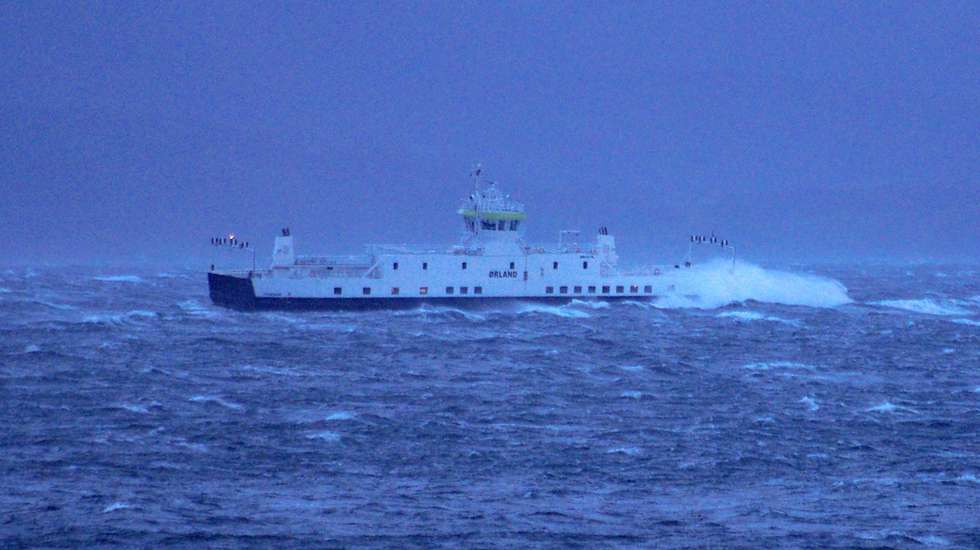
[208,272,654,311]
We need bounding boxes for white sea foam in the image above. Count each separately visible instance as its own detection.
[325,411,355,421]
[570,299,610,309]
[516,303,590,318]
[742,361,814,371]
[653,259,851,309]
[717,310,799,325]
[84,310,158,325]
[307,430,341,442]
[867,401,918,414]
[606,446,641,455]
[957,473,979,483]
[23,344,41,353]
[619,365,644,372]
[189,395,244,411]
[102,502,131,513]
[620,390,642,399]
[800,396,819,412]
[36,300,76,311]
[951,318,980,327]
[414,305,486,321]
[177,300,220,318]
[94,275,144,283]
[119,403,149,414]
[873,298,971,316]
[0,287,10,294]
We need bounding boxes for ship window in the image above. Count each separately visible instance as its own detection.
[509,261,515,270]
[559,286,568,294]
[422,262,428,270]
[588,286,596,294]
[582,261,588,269]
[602,286,610,294]
[460,286,468,295]
[546,286,554,294]
[510,220,518,231]
[419,286,428,295]
[391,287,399,295]
[481,220,495,230]
[616,285,624,293]
[334,287,342,295]
[574,286,582,294]
[498,220,505,230]
[553,262,558,270]
[446,286,454,294]
[474,286,483,295]
[644,285,652,293]
[363,287,371,296]
[630,285,639,293]
[461,262,467,270]
[393,262,399,270]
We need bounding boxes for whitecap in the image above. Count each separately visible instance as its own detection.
[800,396,819,412]
[717,310,799,325]
[951,318,980,327]
[118,403,149,414]
[414,305,486,321]
[957,473,979,483]
[606,446,641,455]
[866,401,918,414]
[620,390,642,399]
[569,299,610,309]
[189,395,244,411]
[619,365,644,372]
[652,259,851,309]
[306,430,341,442]
[23,344,41,353]
[35,300,76,311]
[742,361,814,371]
[84,310,158,325]
[325,411,355,421]
[94,275,144,283]
[0,287,10,294]
[102,502,131,513]
[516,303,590,318]
[873,298,970,316]
[177,300,220,318]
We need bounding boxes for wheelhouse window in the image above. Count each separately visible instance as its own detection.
[461,262,467,270]
[446,286,454,295]
[574,286,582,294]
[362,287,371,296]
[393,262,399,270]
[582,261,588,269]
[509,220,519,231]
[546,286,554,294]
[559,286,568,294]
[616,285,624,293]
[602,286,610,294]
[630,285,639,294]
[481,220,496,230]
[391,287,400,295]
[419,286,428,295]
[334,287,342,295]
[497,220,506,230]
[422,262,428,270]
[644,285,652,293]
[588,286,596,293]
[460,286,468,295]
[474,286,483,295]
[553,261,559,270]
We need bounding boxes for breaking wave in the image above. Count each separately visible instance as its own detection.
[516,303,591,318]
[873,299,972,316]
[717,310,799,325]
[654,260,851,309]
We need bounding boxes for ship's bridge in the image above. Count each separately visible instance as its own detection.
[457,177,526,255]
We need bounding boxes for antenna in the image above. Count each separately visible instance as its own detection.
[471,162,483,190]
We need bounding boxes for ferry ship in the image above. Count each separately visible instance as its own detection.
[207,169,732,310]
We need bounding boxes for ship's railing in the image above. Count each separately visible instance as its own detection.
[364,243,449,255]
[295,254,374,266]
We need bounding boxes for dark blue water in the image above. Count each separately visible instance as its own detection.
[1,264,978,548]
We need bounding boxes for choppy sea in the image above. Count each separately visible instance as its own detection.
[1,262,978,548]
